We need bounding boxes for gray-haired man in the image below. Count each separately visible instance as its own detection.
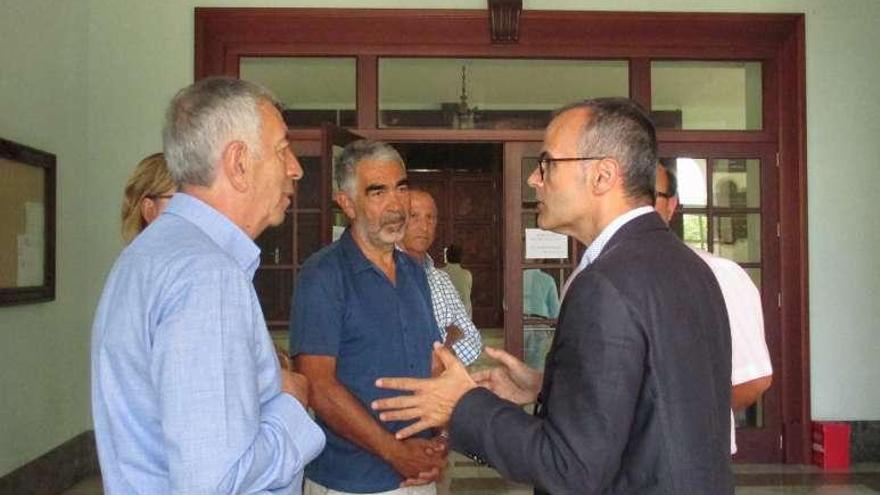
[291,140,446,494]
[91,77,325,494]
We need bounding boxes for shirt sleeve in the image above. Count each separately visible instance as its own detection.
[433,269,482,365]
[151,267,325,494]
[709,257,773,384]
[450,272,646,494]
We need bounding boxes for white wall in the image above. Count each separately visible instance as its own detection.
[1,0,878,476]
[0,0,91,475]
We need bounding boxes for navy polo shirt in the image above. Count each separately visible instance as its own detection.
[290,228,440,493]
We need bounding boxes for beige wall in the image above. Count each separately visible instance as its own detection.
[2,0,879,476]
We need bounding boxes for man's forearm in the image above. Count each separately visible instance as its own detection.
[311,380,400,460]
[732,375,772,410]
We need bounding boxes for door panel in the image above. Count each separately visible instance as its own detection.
[504,141,583,364]
[659,142,782,462]
[408,170,502,327]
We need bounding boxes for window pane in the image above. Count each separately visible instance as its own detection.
[330,209,347,243]
[736,398,765,428]
[651,61,762,130]
[745,267,762,290]
[682,213,709,251]
[712,213,761,263]
[256,213,292,266]
[522,267,564,320]
[675,158,708,207]
[713,158,760,208]
[522,212,574,263]
[297,155,321,209]
[253,269,293,323]
[240,57,356,128]
[380,58,628,129]
[296,212,321,265]
[522,265,570,372]
[524,323,554,371]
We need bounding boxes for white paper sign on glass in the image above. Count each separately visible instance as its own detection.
[525,228,568,259]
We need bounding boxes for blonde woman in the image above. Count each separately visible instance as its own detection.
[120,153,176,244]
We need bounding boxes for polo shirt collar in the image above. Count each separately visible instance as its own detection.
[164,193,261,279]
[340,227,398,274]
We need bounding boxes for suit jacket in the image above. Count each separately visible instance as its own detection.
[450,212,733,495]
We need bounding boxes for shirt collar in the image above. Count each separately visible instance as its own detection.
[164,193,261,279]
[341,228,405,274]
[576,205,655,271]
[422,252,435,269]
[394,244,435,271]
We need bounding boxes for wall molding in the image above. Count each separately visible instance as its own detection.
[0,431,98,495]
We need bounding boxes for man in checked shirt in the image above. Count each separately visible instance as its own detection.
[401,190,483,367]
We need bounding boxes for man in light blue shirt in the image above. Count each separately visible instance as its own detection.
[91,77,325,494]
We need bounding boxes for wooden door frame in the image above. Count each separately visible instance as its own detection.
[195,8,809,462]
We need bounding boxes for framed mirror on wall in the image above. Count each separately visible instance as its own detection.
[0,138,56,306]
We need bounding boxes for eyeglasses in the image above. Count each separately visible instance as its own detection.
[536,152,607,181]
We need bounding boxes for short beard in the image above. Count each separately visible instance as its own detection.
[358,211,406,250]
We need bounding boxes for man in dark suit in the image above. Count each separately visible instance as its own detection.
[372,98,733,495]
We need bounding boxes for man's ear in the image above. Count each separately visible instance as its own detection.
[591,157,620,195]
[334,190,357,221]
[220,140,249,192]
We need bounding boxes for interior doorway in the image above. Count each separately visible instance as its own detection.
[394,142,503,328]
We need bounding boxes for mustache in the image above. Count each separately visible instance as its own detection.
[380,211,406,227]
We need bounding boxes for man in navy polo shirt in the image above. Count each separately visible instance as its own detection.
[291,140,447,495]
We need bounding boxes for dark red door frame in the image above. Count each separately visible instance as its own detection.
[195,8,808,463]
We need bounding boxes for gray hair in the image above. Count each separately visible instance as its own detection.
[555,98,657,202]
[335,140,405,196]
[163,77,281,186]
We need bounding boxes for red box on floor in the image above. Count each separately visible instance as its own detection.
[812,422,850,469]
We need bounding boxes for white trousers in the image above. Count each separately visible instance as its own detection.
[304,479,437,495]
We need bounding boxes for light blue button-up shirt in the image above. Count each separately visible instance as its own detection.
[91,193,325,494]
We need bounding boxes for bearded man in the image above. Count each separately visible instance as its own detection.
[290,140,446,495]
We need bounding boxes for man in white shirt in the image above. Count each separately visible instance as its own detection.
[654,162,773,454]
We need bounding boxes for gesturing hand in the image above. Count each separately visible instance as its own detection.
[469,346,543,405]
[373,343,477,439]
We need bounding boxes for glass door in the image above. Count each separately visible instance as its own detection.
[659,143,782,462]
[502,142,583,367]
